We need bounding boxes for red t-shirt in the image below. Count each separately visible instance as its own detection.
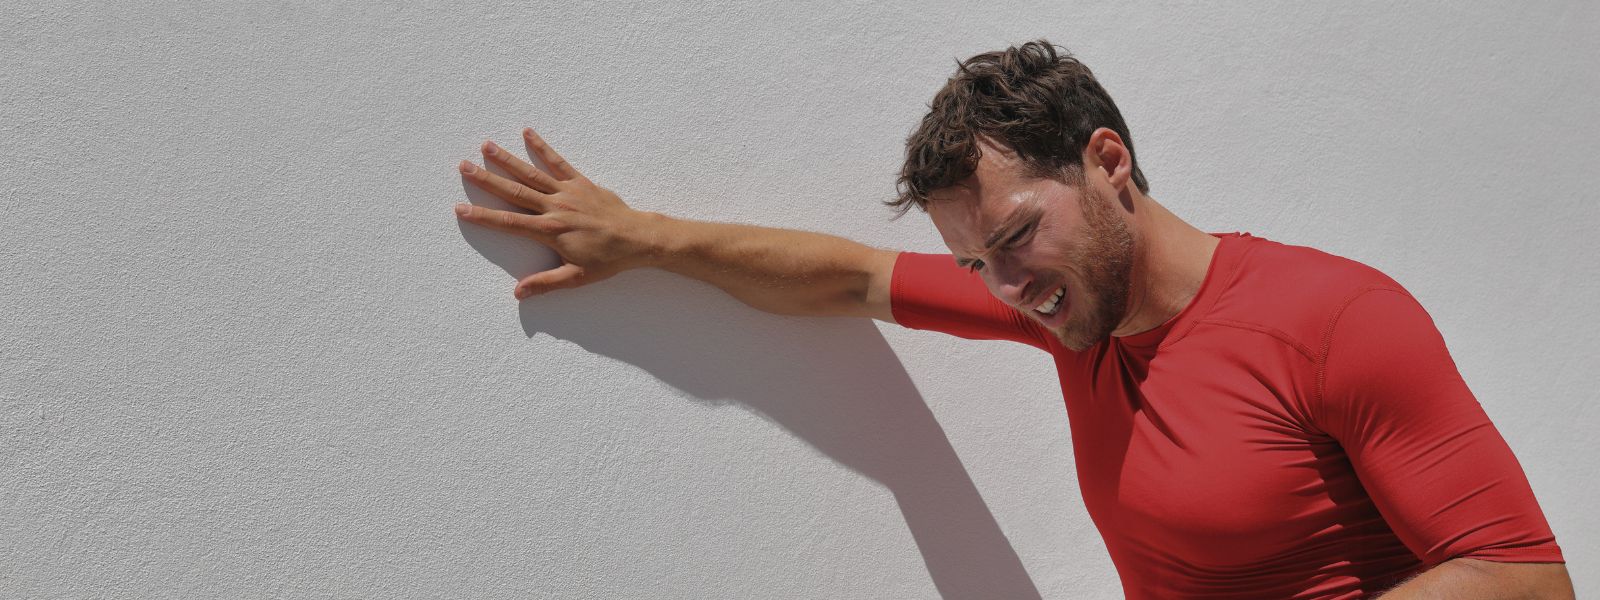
[890,232,1562,598]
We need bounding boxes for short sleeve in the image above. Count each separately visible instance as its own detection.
[890,251,1052,351]
[1315,287,1563,566]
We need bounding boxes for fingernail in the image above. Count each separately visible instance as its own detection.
[523,128,536,138]
[513,286,526,299]
[483,141,498,156]
[459,161,477,174]
[454,203,470,216]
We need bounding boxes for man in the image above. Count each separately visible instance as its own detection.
[453,41,1571,598]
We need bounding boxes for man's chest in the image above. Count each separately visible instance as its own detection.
[1056,336,1363,568]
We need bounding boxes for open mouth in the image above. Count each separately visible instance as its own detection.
[1033,285,1066,316]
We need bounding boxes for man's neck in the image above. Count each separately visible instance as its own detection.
[1113,194,1222,338]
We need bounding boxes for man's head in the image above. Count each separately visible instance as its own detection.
[891,40,1148,351]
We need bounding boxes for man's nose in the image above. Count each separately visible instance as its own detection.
[990,261,1034,307]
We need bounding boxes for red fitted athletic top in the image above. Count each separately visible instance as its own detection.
[890,232,1562,599]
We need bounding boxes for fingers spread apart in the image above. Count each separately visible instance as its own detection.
[522,128,581,181]
[482,140,561,194]
[460,160,549,213]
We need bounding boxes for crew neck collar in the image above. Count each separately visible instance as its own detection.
[1112,231,1251,351]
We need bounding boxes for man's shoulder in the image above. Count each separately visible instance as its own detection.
[1232,234,1405,294]
[1208,234,1411,354]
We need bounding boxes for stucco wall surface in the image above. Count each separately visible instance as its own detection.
[3,1,1596,598]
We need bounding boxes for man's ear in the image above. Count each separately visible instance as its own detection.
[1084,127,1132,191]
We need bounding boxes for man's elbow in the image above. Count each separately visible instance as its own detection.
[1455,558,1573,599]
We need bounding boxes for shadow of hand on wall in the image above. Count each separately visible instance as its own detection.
[457,177,1042,599]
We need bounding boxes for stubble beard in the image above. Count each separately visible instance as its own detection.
[1051,184,1135,352]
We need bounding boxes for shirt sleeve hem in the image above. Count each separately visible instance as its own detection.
[888,251,923,330]
[1450,544,1566,565]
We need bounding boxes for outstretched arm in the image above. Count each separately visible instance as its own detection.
[453,127,897,322]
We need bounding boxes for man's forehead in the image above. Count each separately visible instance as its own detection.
[930,187,1039,256]
[926,136,1038,251]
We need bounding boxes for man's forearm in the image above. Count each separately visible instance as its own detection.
[642,214,895,319]
[1376,558,1573,599]
[452,132,895,314]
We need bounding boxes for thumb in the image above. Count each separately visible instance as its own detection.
[514,263,587,299]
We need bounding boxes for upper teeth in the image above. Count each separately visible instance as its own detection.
[1035,287,1066,315]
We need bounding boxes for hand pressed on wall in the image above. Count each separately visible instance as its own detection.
[455,127,665,299]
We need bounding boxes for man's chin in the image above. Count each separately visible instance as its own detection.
[1055,333,1094,352]
[1046,322,1087,352]
[1049,312,1118,351]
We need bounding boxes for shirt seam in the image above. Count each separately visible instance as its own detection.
[1193,319,1318,361]
[1159,236,1253,350]
[889,251,912,326]
[1313,285,1411,421]
[1185,319,1324,431]
[1452,547,1566,563]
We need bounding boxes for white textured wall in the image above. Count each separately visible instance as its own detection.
[4,2,1596,598]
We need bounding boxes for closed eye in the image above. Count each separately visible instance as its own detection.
[961,220,1037,273]
[1007,223,1035,248]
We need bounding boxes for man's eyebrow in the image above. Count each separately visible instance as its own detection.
[954,203,1040,268]
[982,204,1041,250]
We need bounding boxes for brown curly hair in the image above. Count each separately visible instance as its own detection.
[890,40,1149,216]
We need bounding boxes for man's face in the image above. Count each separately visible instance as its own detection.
[926,139,1136,352]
